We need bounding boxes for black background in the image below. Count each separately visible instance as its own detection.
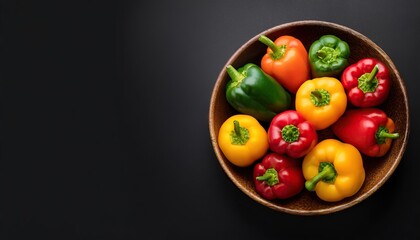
[1,0,420,239]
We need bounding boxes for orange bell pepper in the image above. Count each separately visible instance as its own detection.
[259,35,310,94]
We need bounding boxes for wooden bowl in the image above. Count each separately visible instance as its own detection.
[208,20,410,215]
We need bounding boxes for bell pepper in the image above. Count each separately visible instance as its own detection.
[267,110,318,158]
[331,108,399,157]
[295,77,347,130]
[309,35,350,78]
[254,152,305,200]
[302,139,365,202]
[225,63,291,122]
[341,58,391,107]
[218,114,269,167]
[258,35,310,94]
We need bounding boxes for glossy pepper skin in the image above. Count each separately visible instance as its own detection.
[254,153,305,200]
[341,58,390,107]
[303,139,365,202]
[225,63,291,122]
[309,35,350,78]
[259,35,310,94]
[332,108,399,157]
[295,77,347,130]
[268,110,318,158]
[218,114,269,167]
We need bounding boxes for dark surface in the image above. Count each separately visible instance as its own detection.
[1,0,419,239]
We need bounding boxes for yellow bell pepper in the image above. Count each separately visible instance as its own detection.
[218,114,269,167]
[302,139,365,202]
[295,77,347,130]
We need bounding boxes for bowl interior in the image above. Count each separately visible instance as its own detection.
[209,20,409,215]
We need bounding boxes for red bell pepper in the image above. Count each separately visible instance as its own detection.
[267,110,318,158]
[253,153,305,200]
[341,58,390,107]
[332,108,399,157]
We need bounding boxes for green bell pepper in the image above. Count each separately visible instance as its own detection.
[308,35,350,77]
[225,63,291,122]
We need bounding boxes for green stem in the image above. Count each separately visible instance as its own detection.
[230,120,250,145]
[256,168,279,186]
[316,50,326,59]
[258,35,286,60]
[358,65,379,93]
[366,65,379,83]
[233,120,241,136]
[305,162,336,191]
[226,65,245,83]
[310,89,330,107]
[316,46,338,64]
[311,90,322,100]
[378,131,399,139]
[281,124,300,143]
[376,126,399,144]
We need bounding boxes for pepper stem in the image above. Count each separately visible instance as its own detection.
[367,65,379,83]
[378,131,399,139]
[233,120,241,136]
[376,126,399,144]
[230,120,250,145]
[305,162,337,191]
[256,168,279,186]
[258,35,286,60]
[281,124,300,143]
[316,46,339,64]
[358,65,379,93]
[310,89,331,107]
[226,65,245,83]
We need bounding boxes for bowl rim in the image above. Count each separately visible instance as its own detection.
[208,20,410,215]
